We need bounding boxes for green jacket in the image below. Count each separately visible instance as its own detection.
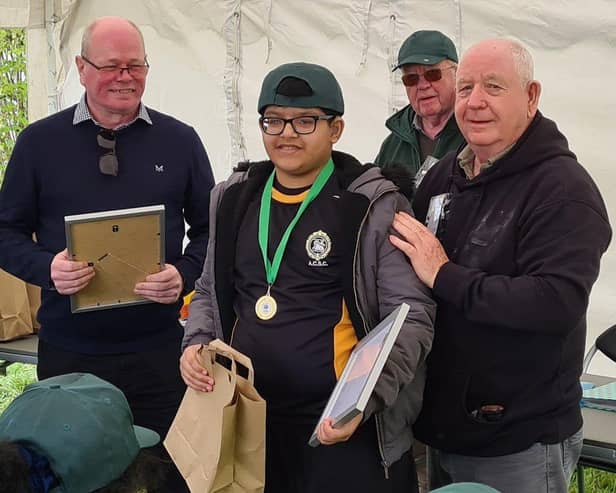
[375,104,465,175]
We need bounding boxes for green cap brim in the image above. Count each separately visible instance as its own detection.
[393,54,446,71]
[133,425,160,448]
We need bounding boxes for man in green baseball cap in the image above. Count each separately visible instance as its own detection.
[376,30,465,188]
[181,61,435,493]
[0,373,160,492]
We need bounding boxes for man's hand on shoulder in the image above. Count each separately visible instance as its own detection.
[50,248,95,295]
[180,344,215,392]
[389,211,449,289]
[134,263,184,304]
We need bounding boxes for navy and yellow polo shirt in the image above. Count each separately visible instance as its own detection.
[232,175,357,423]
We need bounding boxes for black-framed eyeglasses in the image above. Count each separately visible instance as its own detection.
[81,55,150,76]
[402,66,455,87]
[259,115,335,135]
[97,129,118,176]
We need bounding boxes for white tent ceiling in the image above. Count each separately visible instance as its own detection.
[2,0,616,376]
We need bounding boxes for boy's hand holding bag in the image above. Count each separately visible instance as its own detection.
[164,339,266,493]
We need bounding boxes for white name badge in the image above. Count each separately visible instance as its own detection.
[414,155,439,189]
[425,193,452,235]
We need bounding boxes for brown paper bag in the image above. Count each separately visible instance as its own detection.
[165,339,266,493]
[0,268,34,341]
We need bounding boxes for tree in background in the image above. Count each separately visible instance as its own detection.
[0,30,35,416]
[0,29,27,184]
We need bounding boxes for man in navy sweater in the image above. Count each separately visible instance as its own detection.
[0,16,214,492]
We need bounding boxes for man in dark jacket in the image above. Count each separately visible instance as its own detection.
[375,30,465,187]
[180,62,435,493]
[390,38,611,493]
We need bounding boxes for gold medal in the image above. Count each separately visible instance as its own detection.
[255,292,277,320]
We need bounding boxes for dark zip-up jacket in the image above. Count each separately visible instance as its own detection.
[183,150,435,467]
[375,105,465,175]
[412,112,611,456]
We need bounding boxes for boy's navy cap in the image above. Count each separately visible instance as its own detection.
[394,30,458,70]
[258,62,344,115]
[0,373,160,493]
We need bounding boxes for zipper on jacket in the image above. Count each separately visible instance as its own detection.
[351,186,395,336]
[376,415,390,479]
[381,459,390,479]
[229,317,239,345]
[351,187,396,475]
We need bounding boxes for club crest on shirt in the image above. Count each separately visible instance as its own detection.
[306,230,331,267]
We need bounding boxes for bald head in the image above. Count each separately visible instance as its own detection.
[463,39,534,89]
[454,38,541,166]
[76,16,149,129]
[81,17,145,58]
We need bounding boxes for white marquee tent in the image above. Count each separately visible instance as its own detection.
[2,0,616,376]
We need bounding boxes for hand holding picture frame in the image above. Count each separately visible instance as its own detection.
[64,205,165,313]
[308,303,410,447]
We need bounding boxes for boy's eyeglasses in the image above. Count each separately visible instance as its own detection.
[402,66,455,87]
[97,129,118,176]
[259,115,335,135]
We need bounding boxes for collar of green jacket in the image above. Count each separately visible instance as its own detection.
[385,104,461,144]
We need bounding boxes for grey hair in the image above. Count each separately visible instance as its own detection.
[509,39,534,88]
[81,17,145,58]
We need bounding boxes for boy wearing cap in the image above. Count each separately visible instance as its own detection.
[376,30,465,187]
[180,62,435,492]
[0,373,161,493]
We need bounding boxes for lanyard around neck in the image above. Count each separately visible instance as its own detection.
[258,159,334,286]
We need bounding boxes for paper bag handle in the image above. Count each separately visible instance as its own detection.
[196,344,215,376]
[196,344,238,403]
[207,339,255,383]
[197,344,239,378]
[198,343,239,385]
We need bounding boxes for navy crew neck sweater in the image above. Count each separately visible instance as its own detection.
[0,105,215,354]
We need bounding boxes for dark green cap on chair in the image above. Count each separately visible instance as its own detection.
[394,30,458,70]
[0,373,160,493]
[431,483,501,493]
[258,62,344,115]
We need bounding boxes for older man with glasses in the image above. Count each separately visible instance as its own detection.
[376,30,465,189]
[0,16,215,492]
